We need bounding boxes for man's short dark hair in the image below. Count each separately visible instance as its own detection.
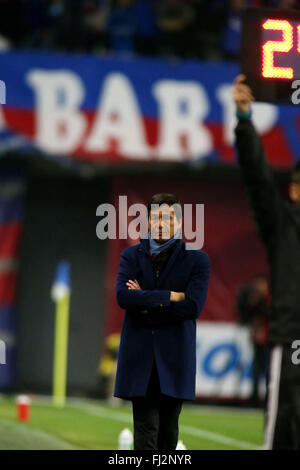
[147,193,182,220]
[291,161,300,183]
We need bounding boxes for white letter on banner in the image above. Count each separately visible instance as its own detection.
[217,84,278,146]
[86,73,148,159]
[0,80,6,105]
[0,340,5,365]
[153,80,212,160]
[27,70,86,154]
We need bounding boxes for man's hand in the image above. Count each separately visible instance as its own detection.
[126,279,141,290]
[233,74,255,113]
[126,280,185,302]
[170,291,185,302]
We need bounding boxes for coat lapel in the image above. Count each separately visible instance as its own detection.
[138,238,185,288]
[138,238,155,289]
[156,240,184,287]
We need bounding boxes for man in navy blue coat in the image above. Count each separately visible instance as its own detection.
[114,193,210,450]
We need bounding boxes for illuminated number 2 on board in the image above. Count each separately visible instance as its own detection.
[262,19,294,79]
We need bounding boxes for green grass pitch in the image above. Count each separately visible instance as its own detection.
[0,396,264,450]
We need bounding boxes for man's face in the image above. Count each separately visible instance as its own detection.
[148,205,181,243]
[289,181,300,205]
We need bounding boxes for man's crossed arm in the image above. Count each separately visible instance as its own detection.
[126,278,185,303]
[116,249,209,321]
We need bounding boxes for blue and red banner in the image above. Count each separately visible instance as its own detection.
[0,171,24,388]
[0,51,299,167]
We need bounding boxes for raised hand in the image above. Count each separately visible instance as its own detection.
[233,74,255,113]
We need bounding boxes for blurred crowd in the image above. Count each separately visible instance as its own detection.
[0,0,299,60]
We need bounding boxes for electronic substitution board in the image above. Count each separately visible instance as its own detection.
[241,8,300,103]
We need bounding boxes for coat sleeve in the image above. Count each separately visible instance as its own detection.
[147,252,210,325]
[166,251,210,321]
[115,249,171,310]
[235,118,284,246]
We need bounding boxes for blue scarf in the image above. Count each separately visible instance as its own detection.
[148,229,182,257]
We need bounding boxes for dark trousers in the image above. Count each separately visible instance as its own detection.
[131,360,183,450]
[251,344,269,405]
[264,344,300,449]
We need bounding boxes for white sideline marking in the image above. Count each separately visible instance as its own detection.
[180,424,258,450]
[183,403,262,416]
[67,400,259,450]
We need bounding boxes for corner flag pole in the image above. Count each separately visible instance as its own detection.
[51,261,71,408]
